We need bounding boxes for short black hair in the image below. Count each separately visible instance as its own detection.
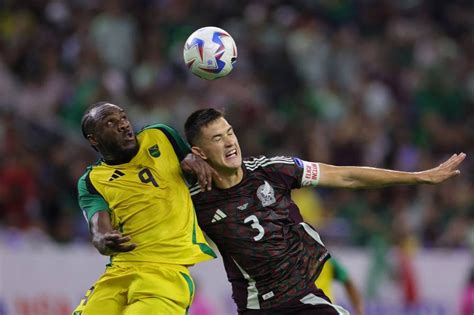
[81,101,109,139]
[184,108,224,145]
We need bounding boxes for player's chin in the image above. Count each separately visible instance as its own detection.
[224,156,242,169]
[121,140,138,153]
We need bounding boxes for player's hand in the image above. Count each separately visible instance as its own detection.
[181,153,221,191]
[101,230,137,254]
[418,152,466,184]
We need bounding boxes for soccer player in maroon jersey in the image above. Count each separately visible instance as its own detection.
[183,108,466,315]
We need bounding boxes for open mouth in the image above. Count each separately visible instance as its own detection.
[123,131,134,141]
[225,149,237,159]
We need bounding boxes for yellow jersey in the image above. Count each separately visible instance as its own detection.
[315,258,349,301]
[78,124,216,265]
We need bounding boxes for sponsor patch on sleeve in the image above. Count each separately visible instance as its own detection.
[297,159,321,187]
[293,157,305,168]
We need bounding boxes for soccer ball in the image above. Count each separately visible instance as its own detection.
[183,26,237,80]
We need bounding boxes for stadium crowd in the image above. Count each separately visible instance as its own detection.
[0,0,472,251]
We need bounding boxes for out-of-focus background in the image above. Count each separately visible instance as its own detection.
[0,1,472,315]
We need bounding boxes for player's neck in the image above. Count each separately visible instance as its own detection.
[102,146,139,165]
[214,167,243,189]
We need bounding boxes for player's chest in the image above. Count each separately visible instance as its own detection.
[197,179,289,228]
[93,152,181,202]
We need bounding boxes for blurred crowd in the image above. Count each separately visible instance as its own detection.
[0,0,472,250]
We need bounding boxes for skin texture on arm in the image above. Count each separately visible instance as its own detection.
[318,153,466,189]
[89,211,136,256]
[181,153,221,191]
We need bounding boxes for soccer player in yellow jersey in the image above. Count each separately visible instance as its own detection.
[72,102,217,315]
[316,258,364,315]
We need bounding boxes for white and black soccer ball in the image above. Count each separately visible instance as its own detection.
[183,26,237,80]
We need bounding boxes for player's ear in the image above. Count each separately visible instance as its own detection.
[87,134,99,147]
[191,146,207,160]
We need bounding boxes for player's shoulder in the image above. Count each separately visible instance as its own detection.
[77,162,102,194]
[78,160,103,180]
[140,123,174,133]
[243,155,296,171]
[77,167,91,188]
[138,123,187,148]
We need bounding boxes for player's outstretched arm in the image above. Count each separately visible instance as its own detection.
[89,211,137,256]
[318,153,466,189]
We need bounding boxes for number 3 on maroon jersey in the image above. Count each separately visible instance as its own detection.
[244,215,265,241]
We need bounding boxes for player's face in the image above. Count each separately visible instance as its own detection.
[194,117,242,173]
[89,104,138,160]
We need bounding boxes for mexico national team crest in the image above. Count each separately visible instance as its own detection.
[148,144,160,157]
[257,181,276,207]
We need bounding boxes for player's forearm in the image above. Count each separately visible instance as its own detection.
[319,153,465,188]
[341,166,425,189]
[90,211,115,255]
[319,163,427,189]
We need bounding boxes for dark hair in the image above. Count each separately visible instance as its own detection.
[81,101,109,139]
[184,108,224,145]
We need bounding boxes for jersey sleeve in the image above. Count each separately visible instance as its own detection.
[293,157,321,187]
[246,156,303,189]
[143,124,191,161]
[78,169,109,222]
[331,258,349,283]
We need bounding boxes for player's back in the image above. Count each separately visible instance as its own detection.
[79,125,215,265]
[190,156,329,309]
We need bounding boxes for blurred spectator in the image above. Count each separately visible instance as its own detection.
[89,0,137,72]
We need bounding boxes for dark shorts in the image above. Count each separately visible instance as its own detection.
[238,286,348,315]
[240,305,343,315]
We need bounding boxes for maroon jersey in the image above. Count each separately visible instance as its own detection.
[190,156,330,311]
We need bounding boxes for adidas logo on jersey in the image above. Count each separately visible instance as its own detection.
[211,209,227,223]
[109,170,125,181]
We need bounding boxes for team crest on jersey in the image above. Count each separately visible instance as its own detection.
[148,144,160,157]
[257,181,276,207]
